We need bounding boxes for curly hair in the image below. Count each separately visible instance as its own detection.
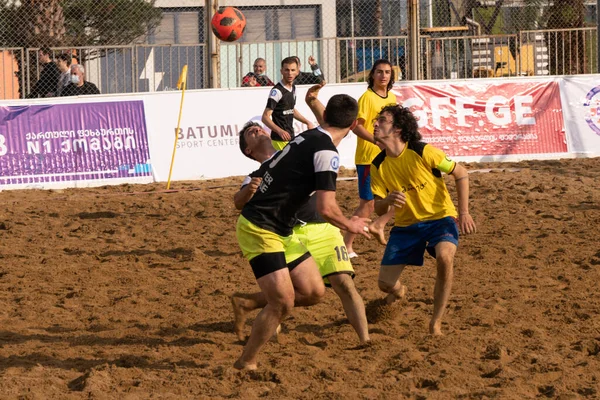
[379,104,421,144]
[367,59,395,92]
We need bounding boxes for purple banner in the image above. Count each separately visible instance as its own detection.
[0,101,152,185]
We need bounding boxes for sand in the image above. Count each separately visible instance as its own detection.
[0,157,599,399]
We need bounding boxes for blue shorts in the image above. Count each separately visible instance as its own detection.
[381,216,459,266]
[356,164,374,201]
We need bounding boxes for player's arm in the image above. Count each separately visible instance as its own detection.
[374,192,406,216]
[315,190,371,238]
[449,163,476,234]
[293,108,315,130]
[352,119,375,143]
[305,82,326,126]
[233,177,262,210]
[261,108,291,141]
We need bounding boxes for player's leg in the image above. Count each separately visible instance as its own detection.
[425,217,459,336]
[378,264,407,304]
[328,273,370,344]
[344,165,375,256]
[297,222,369,344]
[288,255,326,307]
[378,225,426,304]
[235,265,295,370]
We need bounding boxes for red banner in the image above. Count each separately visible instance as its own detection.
[392,81,567,156]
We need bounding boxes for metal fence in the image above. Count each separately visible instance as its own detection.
[0,0,598,99]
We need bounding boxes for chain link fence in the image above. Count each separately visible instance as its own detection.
[0,0,597,99]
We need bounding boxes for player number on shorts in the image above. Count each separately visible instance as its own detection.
[334,245,349,261]
[0,134,7,156]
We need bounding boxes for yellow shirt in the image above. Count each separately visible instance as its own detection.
[371,142,457,227]
[354,88,397,165]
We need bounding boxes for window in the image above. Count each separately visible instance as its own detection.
[238,6,320,42]
[150,9,203,44]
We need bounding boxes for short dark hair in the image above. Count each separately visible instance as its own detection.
[324,94,358,128]
[238,121,261,160]
[281,56,298,68]
[368,59,395,92]
[39,47,52,58]
[379,105,421,144]
[57,53,71,66]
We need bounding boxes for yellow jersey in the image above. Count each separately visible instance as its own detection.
[371,142,458,227]
[354,88,397,165]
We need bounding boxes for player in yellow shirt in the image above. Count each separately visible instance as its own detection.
[344,59,397,258]
[367,105,476,336]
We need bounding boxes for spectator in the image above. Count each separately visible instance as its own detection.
[242,57,274,87]
[293,55,324,85]
[27,47,61,98]
[55,54,71,97]
[60,64,100,96]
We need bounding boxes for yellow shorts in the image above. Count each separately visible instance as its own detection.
[293,222,355,285]
[271,140,288,151]
[236,215,309,279]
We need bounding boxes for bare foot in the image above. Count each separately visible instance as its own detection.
[385,285,407,305]
[368,221,387,245]
[233,358,257,370]
[231,295,249,341]
[429,320,443,336]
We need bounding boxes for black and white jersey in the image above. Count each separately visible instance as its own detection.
[265,81,296,141]
[241,127,340,236]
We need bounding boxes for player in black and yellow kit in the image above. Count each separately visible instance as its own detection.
[232,120,370,347]
[234,87,371,370]
[367,105,476,336]
[261,56,314,151]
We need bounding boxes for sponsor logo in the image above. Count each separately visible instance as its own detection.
[583,85,600,135]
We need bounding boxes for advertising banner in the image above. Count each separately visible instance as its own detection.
[392,80,567,158]
[0,101,152,188]
[144,83,366,181]
[559,75,600,155]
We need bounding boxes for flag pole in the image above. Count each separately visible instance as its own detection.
[166,65,188,190]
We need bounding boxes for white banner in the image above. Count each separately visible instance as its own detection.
[144,83,367,181]
[559,75,600,155]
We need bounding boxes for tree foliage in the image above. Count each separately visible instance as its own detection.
[0,0,162,48]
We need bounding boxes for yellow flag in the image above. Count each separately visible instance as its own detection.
[177,65,188,90]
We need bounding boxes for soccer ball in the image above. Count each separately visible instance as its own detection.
[211,7,246,42]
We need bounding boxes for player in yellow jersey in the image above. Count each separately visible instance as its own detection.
[344,59,397,258]
[367,105,476,336]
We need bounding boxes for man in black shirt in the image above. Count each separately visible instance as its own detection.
[60,64,100,97]
[234,84,372,370]
[27,47,60,98]
[261,57,314,151]
[293,55,324,85]
[232,119,371,347]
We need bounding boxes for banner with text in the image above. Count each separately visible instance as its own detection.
[392,80,567,157]
[559,76,600,155]
[0,101,152,187]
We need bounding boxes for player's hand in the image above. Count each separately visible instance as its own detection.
[306,121,315,129]
[308,55,316,66]
[458,213,476,235]
[305,81,325,104]
[347,216,372,238]
[385,191,406,209]
[248,177,262,194]
[279,130,291,141]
